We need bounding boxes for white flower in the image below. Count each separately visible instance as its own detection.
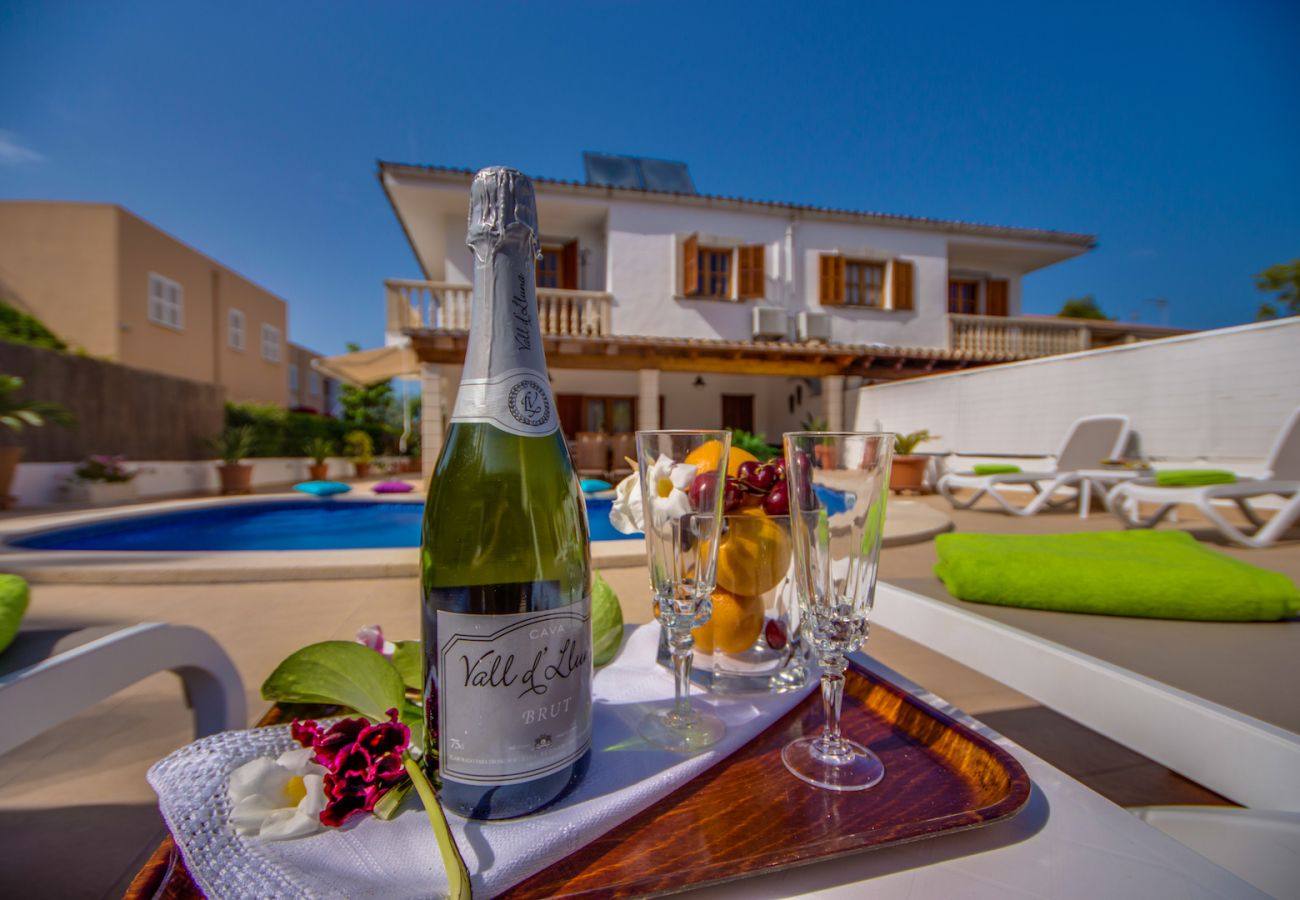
[647,454,696,528]
[610,471,644,534]
[228,747,327,841]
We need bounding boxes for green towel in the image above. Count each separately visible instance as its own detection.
[973,464,1021,476]
[933,531,1299,621]
[1155,469,1237,487]
[0,575,29,654]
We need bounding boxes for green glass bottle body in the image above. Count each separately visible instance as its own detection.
[420,168,592,820]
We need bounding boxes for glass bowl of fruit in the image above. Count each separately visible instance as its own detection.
[656,452,813,694]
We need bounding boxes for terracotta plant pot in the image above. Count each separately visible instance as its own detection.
[308,463,329,481]
[813,444,839,469]
[890,455,929,494]
[217,463,254,495]
[0,446,22,510]
[353,462,371,479]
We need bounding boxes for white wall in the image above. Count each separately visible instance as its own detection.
[10,457,404,507]
[848,317,1300,463]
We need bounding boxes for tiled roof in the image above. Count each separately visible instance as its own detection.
[378,160,1096,247]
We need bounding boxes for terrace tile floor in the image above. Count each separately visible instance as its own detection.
[0,491,1295,898]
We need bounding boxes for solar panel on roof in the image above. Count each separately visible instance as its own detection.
[583,152,696,194]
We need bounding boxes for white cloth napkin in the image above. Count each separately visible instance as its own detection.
[149,623,817,899]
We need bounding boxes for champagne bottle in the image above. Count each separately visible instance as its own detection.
[421,167,592,820]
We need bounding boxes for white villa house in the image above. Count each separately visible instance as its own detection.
[379,154,1180,470]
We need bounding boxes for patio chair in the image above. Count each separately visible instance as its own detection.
[0,622,246,756]
[936,414,1131,517]
[1107,406,1300,549]
[608,432,636,481]
[574,432,611,480]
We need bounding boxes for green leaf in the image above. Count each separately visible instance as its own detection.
[391,640,423,691]
[399,698,425,748]
[261,641,405,721]
[404,755,472,900]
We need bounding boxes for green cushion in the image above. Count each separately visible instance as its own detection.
[934,531,1299,621]
[581,479,613,493]
[0,575,30,654]
[1155,469,1237,487]
[973,464,1021,476]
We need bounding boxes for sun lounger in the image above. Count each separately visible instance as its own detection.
[608,432,636,480]
[936,414,1132,516]
[574,432,611,480]
[0,622,246,756]
[1107,406,1300,548]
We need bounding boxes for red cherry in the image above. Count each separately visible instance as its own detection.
[749,464,778,493]
[689,470,719,509]
[723,478,744,512]
[770,458,786,479]
[735,460,760,484]
[763,482,790,515]
[765,619,788,650]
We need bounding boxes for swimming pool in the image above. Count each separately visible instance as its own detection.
[11,498,636,552]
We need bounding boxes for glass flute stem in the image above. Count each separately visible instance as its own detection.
[817,654,851,761]
[668,622,695,722]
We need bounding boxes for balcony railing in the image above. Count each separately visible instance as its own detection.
[948,313,1090,358]
[386,280,613,338]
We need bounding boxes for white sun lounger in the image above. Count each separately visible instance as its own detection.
[936,414,1132,517]
[0,622,247,756]
[1107,406,1300,548]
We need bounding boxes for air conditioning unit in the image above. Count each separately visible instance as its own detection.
[752,307,788,341]
[797,312,832,343]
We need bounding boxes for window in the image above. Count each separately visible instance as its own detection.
[309,371,321,396]
[289,362,299,392]
[948,280,979,314]
[819,256,884,307]
[261,324,282,363]
[844,260,885,307]
[148,273,183,330]
[536,241,579,290]
[681,234,765,300]
[228,308,245,350]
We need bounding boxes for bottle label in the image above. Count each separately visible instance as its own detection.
[435,591,592,787]
[451,367,557,437]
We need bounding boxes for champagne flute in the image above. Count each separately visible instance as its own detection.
[635,430,729,752]
[781,432,892,790]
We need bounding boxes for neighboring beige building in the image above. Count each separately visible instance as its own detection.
[287,342,339,415]
[0,201,289,406]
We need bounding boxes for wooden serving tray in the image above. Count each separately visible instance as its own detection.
[128,662,1030,899]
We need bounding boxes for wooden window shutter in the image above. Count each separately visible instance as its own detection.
[561,240,579,290]
[682,233,699,296]
[891,259,914,311]
[819,254,845,304]
[738,244,765,298]
[986,279,1009,316]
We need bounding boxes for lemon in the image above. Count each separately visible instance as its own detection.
[683,440,758,478]
[693,587,765,654]
[715,508,792,596]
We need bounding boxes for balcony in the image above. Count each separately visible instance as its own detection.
[385,280,613,338]
[949,314,1191,359]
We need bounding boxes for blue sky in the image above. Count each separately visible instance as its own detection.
[2,1,1297,354]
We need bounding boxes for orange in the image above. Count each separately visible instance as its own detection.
[683,440,758,478]
[715,508,792,596]
[693,587,765,654]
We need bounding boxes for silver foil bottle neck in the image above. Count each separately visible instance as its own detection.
[467,166,539,256]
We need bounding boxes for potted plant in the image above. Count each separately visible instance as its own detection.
[800,415,838,468]
[345,430,374,479]
[64,455,138,504]
[305,435,334,481]
[0,375,72,509]
[891,430,938,493]
[213,426,255,495]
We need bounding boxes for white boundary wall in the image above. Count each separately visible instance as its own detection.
[10,457,408,507]
[849,317,1300,463]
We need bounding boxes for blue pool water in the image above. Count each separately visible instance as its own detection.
[12,498,635,552]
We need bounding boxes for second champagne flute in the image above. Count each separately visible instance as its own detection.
[635,430,730,752]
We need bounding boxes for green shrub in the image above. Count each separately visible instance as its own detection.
[0,301,66,351]
[727,428,779,461]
